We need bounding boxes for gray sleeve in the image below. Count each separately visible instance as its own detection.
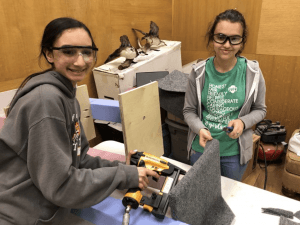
[27,117,139,209]
[239,69,267,129]
[183,69,207,135]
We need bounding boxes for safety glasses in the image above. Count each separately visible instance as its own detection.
[50,45,98,63]
[213,34,243,45]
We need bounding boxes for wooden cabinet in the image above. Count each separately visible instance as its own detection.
[242,134,260,181]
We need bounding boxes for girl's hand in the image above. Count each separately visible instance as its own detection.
[126,150,160,190]
[136,167,160,190]
[227,119,244,139]
[199,128,213,147]
[126,149,138,165]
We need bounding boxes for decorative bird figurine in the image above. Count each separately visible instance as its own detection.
[132,21,167,54]
[104,35,139,70]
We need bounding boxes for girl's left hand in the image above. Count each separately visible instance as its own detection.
[227,119,244,139]
[126,149,138,165]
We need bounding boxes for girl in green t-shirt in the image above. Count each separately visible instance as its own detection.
[183,9,267,181]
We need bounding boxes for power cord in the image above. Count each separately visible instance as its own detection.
[258,142,279,190]
[258,143,268,190]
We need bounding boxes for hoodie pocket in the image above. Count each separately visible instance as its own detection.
[35,208,69,225]
[239,129,253,164]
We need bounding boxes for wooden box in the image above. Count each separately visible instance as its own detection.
[242,134,261,181]
[93,40,182,100]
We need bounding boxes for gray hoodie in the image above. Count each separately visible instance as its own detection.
[183,57,267,165]
[0,71,139,224]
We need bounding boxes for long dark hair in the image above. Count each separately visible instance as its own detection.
[7,17,97,116]
[206,9,248,56]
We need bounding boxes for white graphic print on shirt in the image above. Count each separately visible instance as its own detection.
[204,83,239,131]
[72,113,81,156]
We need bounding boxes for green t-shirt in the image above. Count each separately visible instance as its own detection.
[192,57,246,156]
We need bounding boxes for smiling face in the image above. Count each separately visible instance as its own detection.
[213,20,243,62]
[45,28,94,86]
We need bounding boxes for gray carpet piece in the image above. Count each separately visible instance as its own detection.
[294,211,300,220]
[262,208,294,219]
[158,70,188,120]
[279,216,300,225]
[158,70,188,93]
[159,89,185,120]
[169,139,235,225]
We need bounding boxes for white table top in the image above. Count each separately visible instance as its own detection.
[161,156,300,225]
[104,151,300,224]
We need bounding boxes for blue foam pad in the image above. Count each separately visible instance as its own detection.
[90,98,121,123]
[71,196,187,225]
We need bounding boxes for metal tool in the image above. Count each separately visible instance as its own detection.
[121,152,186,223]
[223,126,234,133]
[122,205,131,225]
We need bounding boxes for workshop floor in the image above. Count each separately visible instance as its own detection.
[243,153,300,202]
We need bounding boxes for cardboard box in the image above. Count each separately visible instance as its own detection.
[167,112,187,125]
[165,118,190,164]
[76,85,96,141]
[182,59,197,74]
[241,134,261,181]
[0,116,5,130]
[0,89,16,117]
[93,40,182,100]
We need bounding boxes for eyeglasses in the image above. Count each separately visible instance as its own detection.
[50,45,98,63]
[213,34,243,45]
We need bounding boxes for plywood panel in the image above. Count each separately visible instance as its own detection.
[0,0,111,96]
[181,50,213,66]
[0,1,42,82]
[76,85,96,141]
[0,89,17,117]
[0,0,171,97]
[172,0,262,54]
[254,54,300,141]
[119,82,164,158]
[257,0,300,56]
[76,0,111,98]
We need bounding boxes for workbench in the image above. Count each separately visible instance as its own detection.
[81,148,300,225]
[164,157,300,225]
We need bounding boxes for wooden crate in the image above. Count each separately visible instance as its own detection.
[242,134,261,181]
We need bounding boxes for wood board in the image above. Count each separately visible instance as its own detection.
[118,81,164,158]
[241,134,260,181]
[76,84,96,141]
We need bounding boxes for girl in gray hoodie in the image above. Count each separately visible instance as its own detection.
[0,17,158,225]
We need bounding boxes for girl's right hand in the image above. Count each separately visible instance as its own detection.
[199,128,213,147]
[136,167,160,190]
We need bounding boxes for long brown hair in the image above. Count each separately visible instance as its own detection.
[7,17,98,116]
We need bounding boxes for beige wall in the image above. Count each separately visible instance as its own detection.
[0,0,299,140]
[0,0,173,98]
